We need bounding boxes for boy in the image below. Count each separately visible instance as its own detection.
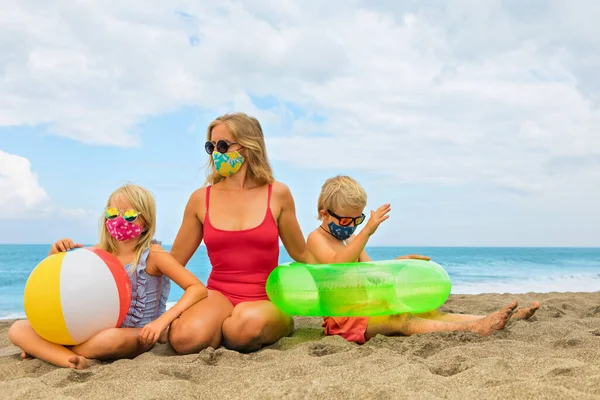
[305,175,540,344]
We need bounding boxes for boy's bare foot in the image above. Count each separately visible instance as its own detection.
[511,302,540,320]
[67,355,97,370]
[471,300,518,336]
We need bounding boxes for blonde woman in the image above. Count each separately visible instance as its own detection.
[8,184,208,369]
[168,112,306,354]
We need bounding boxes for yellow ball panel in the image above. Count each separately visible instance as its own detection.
[23,252,74,345]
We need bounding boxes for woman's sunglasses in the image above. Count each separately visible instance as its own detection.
[204,140,238,155]
[105,207,141,223]
[328,210,366,227]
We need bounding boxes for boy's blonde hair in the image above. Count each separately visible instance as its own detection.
[205,112,275,187]
[98,183,156,270]
[317,175,367,220]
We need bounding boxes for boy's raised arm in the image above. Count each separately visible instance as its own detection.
[307,229,372,264]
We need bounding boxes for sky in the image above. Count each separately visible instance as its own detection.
[1,0,599,247]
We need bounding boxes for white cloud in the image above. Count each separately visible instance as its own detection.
[0,150,96,220]
[0,150,49,215]
[1,0,599,200]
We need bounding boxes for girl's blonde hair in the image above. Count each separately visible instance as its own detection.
[98,183,156,270]
[317,175,367,220]
[204,112,274,186]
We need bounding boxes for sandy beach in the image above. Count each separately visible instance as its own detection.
[1,292,599,400]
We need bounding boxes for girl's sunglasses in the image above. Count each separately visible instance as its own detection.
[328,210,366,226]
[105,207,141,223]
[204,140,238,155]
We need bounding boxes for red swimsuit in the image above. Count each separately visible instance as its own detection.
[203,184,280,305]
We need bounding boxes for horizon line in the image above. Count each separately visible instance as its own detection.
[0,243,599,249]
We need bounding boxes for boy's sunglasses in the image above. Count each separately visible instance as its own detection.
[328,210,366,227]
[204,140,238,155]
[105,207,141,223]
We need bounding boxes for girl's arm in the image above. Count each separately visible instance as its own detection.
[140,244,208,345]
[48,238,84,255]
[170,189,205,267]
[275,182,306,263]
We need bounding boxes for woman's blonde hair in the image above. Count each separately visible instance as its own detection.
[204,112,274,186]
[317,175,368,220]
[98,183,156,270]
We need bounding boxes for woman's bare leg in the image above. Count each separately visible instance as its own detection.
[169,289,234,354]
[222,300,294,353]
[365,301,518,341]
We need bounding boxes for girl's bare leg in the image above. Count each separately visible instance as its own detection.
[9,320,152,370]
[8,320,87,369]
[365,301,518,341]
[69,328,152,368]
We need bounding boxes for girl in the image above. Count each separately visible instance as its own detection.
[8,184,208,369]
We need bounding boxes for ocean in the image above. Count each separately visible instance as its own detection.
[1,245,599,320]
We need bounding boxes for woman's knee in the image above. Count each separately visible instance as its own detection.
[223,303,291,350]
[168,290,232,354]
[169,318,220,354]
[228,307,268,339]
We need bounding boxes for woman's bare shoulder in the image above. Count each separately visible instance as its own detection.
[271,180,292,198]
[187,186,208,206]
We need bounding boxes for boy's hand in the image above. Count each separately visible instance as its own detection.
[365,203,391,235]
[395,254,431,261]
[50,238,83,254]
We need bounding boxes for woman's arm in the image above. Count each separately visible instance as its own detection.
[170,189,205,267]
[274,182,306,263]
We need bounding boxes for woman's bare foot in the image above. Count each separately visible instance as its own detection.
[20,352,33,360]
[471,300,518,336]
[511,302,540,320]
[67,355,97,370]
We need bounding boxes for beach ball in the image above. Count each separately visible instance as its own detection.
[23,248,132,345]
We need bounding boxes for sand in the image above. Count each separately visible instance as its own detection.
[1,292,599,400]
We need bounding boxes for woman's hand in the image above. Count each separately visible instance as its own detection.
[395,254,430,261]
[139,317,170,346]
[49,238,83,255]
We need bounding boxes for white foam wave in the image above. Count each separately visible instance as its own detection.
[452,273,600,294]
[0,312,25,321]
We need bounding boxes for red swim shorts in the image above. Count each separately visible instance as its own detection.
[322,316,370,344]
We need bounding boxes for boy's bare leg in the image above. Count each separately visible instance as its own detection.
[365,301,518,340]
[414,302,539,322]
[510,302,540,319]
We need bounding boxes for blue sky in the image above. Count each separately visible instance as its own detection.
[1,1,599,246]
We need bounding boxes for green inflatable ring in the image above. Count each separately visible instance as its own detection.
[266,259,452,316]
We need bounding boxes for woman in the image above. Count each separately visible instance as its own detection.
[168,112,306,354]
